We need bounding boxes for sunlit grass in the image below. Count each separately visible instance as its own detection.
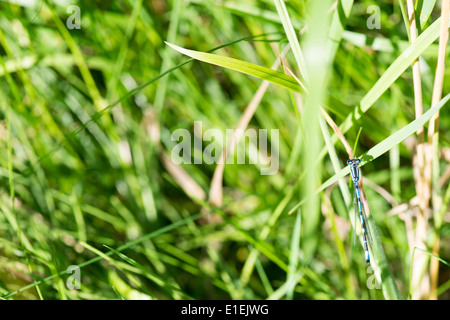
[0,0,449,300]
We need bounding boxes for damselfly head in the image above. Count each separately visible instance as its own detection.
[347,158,361,165]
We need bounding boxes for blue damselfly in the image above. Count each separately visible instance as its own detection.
[347,158,372,263]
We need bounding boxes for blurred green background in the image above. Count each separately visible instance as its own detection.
[0,0,449,300]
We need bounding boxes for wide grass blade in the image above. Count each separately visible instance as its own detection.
[165,42,304,93]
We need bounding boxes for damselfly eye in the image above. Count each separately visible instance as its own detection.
[356,159,361,165]
[347,160,351,165]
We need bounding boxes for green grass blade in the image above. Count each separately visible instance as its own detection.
[286,210,301,299]
[352,127,363,159]
[409,247,450,298]
[299,0,334,265]
[153,0,182,114]
[272,0,309,81]
[165,42,304,93]
[416,0,437,31]
[398,0,411,40]
[327,0,354,57]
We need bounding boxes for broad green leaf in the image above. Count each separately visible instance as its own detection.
[165,42,304,93]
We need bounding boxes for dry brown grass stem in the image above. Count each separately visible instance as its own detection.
[142,107,207,202]
[320,107,353,158]
[406,0,427,300]
[428,0,450,300]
